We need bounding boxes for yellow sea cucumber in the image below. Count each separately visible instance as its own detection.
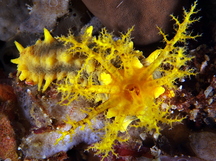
[11,28,86,92]
[12,1,199,159]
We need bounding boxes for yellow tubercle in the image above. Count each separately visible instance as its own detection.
[14,41,24,52]
[85,59,96,74]
[58,52,71,64]
[153,86,165,98]
[99,72,112,85]
[10,58,19,64]
[45,55,56,68]
[44,28,55,43]
[84,25,93,37]
[131,57,143,69]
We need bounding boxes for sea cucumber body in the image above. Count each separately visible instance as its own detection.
[11,29,84,92]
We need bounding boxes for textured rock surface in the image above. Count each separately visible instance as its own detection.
[20,123,103,159]
[0,114,18,161]
[20,0,69,33]
[160,156,206,161]
[0,0,90,42]
[0,84,17,102]
[190,132,216,161]
[0,83,19,160]
[12,85,104,159]
[0,0,29,41]
[82,0,188,45]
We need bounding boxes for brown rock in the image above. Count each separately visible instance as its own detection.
[190,132,216,161]
[0,84,17,102]
[82,0,188,45]
[0,113,18,160]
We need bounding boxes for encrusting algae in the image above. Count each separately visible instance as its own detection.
[11,1,199,159]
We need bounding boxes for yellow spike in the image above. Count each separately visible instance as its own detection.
[85,26,93,37]
[44,28,55,43]
[11,58,19,64]
[14,41,24,53]
[42,74,55,92]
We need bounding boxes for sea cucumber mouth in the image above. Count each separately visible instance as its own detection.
[125,84,140,95]
[124,84,140,101]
